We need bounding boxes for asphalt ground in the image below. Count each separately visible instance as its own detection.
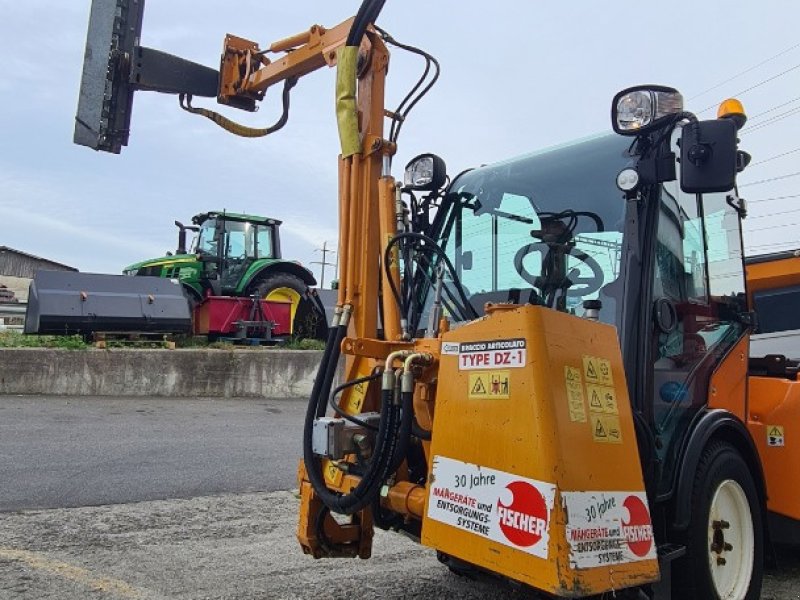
[0,396,303,511]
[1,491,799,600]
[0,395,798,599]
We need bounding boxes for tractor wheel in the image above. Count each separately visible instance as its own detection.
[675,441,763,600]
[251,273,310,337]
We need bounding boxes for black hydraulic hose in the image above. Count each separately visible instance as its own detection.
[317,323,348,418]
[388,386,414,474]
[371,378,417,530]
[304,384,398,515]
[328,370,383,430]
[308,320,339,420]
[346,0,386,47]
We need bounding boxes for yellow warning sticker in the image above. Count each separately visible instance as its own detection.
[323,459,344,487]
[565,366,587,423]
[767,425,785,447]
[591,414,623,444]
[342,379,367,414]
[586,384,619,415]
[583,355,614,386]
[469,370,510,399]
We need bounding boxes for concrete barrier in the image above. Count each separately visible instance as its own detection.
[0,349,325,398]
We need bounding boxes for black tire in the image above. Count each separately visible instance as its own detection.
[674,441,763,600]
[250,273,323,339]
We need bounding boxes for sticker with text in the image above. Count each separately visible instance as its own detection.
[428,455,555,558]
[563,491,656,569]
[458,338,527,370]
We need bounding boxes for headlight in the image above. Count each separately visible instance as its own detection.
[403,153,446,191]
[612,85,683,135]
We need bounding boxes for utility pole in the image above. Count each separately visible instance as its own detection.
[311,241,336,289]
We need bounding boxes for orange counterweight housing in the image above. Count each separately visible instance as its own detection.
[748,375,800,521]
[421,304,660,597]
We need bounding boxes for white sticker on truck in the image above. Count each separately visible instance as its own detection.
[428,455,556,559]
[457,338,527,370]
[562,490,657,569]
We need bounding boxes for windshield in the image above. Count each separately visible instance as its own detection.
[195,218,274,259]
[196,219,218,254]
[431,134,633,327]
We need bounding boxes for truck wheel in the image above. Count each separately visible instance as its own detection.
[676,441,763,600]
[251,273,307,335]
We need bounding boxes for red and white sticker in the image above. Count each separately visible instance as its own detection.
[562,491,656,569]
[457,338,527,370]
[428,455,555,558]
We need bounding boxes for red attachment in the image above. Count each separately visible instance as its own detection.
[193,296,292,336]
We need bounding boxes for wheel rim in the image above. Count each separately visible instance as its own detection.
[264,287,301,333]
[707,479,755,599]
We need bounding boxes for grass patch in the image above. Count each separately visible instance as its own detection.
[281,337,326,350]
[0,331,87,349]
[0,330,325,350]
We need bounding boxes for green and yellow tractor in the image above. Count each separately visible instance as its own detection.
[123,211,324,337]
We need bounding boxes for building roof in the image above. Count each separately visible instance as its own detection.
[0,246,78,272]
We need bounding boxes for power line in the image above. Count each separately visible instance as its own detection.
[739,171,800,188]
[748,206,800,220]
[747,95,800,121]
[697,62,800,114]
[749,146,800,167]
[745,220,800,233]
[689,42,800,101]
[311,241,336,289]
[741,106,800,135]
[747,193,800,205]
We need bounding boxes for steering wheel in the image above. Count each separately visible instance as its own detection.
[513,242,604,297]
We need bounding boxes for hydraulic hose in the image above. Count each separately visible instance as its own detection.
[307,312,341,419]
[304,371,400,515]
[388,372,415,474]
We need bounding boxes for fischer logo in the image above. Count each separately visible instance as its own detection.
[497,481,548,547]
[622,495,654,557]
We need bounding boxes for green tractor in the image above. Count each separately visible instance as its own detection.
[123,211,323,337]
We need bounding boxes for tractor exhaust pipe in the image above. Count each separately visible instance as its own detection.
[175,221,188,255]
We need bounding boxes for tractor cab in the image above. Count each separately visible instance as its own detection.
[191,211,283,294]
[411,88,750,507]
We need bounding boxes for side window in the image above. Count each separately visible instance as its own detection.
[257,227,273,259]
[497,194,540,290]
[225,224,247,259]
[704,193,745,298]
[458,205,492,294]
[651,140,746,497]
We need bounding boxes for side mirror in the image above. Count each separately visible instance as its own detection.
[680,119,738,194]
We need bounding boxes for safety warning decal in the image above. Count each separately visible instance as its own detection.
[767,425,785,447]
[428,455,556,559]
[591,414,623,444]
[458,338,527,370]
[583,355,614,386]
[469,371,510,399]
[565,366,587,423]
[563,491,656,569]
[586,384,618,415]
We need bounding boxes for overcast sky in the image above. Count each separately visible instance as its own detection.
[1,1,798,281]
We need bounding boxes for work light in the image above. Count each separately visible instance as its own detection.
[612,86,683,135]
[404,153,446,191]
